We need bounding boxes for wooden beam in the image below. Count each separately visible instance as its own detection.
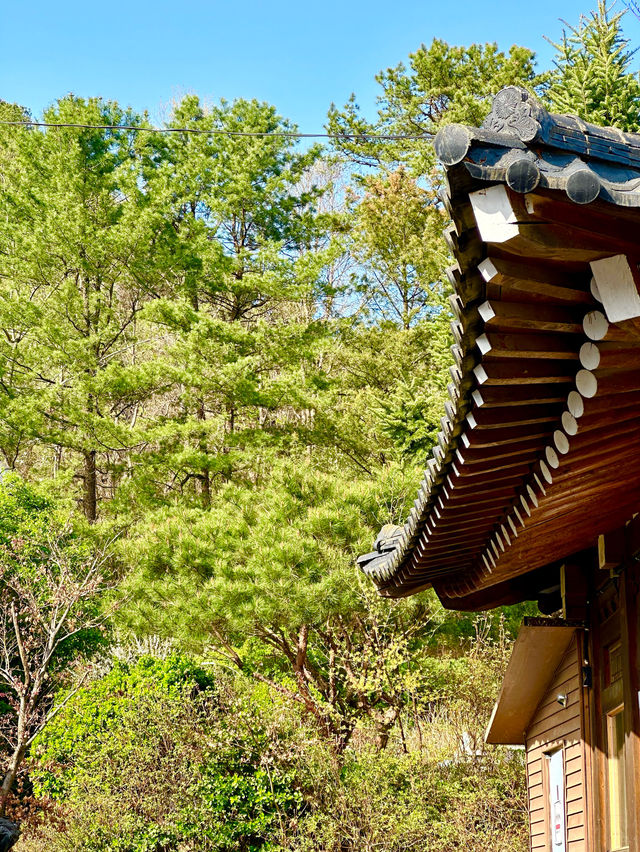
[583,310,640,343]
[576,367,640,398]
[472,385,567,408]
[456,437,544,466]
[474,360,576,385]
[519,190,640,259]
[479,299,584,333]
[579,341,640,372]
[467,404,560,430]
[478,330,579,360]
[479,255,591,305]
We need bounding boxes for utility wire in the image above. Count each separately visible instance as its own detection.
[0,119,432,141]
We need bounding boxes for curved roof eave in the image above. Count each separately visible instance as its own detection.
[359,87,640,607]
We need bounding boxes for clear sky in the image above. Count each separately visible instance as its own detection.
[2,1,640,130]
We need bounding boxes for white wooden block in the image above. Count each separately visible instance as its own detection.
[590,254,640,322]
[469,185,520,244]
[478,257,498,282]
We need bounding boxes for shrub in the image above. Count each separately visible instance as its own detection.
[27,657,301,852]
[22,650,527,852]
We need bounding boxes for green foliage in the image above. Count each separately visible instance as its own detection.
[327,38,538,173]
[543,1,640,130]
[113,95,339,515]
[25,650,527,852]
[31,654,215,800]
[29,660,304,852]
[0,96,156,518]
[6,16,629,848]
[0,474,105,664]
[347,168,449,329]
[0,473,51,550]
[0,93,340,520]
[0,475,117,817]
[120,460,422,640]
[288,747,526,852]
[375,377,445,461]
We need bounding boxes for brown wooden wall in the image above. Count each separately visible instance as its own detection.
[525,636,586,851]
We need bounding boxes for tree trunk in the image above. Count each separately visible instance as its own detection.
[0,741,26,817]
[83,450,97,522]
[371,706,399,751]
[197,401,210,508]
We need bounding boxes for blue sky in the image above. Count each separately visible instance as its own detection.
[2,1,640,130]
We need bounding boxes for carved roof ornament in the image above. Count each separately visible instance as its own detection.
[481,86,545,142]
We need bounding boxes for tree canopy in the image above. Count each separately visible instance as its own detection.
[3,4,640,848]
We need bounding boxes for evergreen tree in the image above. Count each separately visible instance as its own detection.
[543,1,640,130]
[121,96,339,512]
[348,167,447,330]
[327,39,538,173]
[0,97,160,519]
[120,460,438,752]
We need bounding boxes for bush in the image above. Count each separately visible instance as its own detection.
[21,647,527,852]
[286,747,527,852]
[26,657,301,852]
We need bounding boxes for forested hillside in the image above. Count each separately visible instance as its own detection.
[0,3,637,850]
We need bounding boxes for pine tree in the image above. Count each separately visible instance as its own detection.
[0,97,159,519]
[121,96,338,512]
[327,39,538,173]
[544,1,640,130]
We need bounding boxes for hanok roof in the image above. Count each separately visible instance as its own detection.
[359,86,640,609]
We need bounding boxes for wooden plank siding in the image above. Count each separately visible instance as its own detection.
[525,636,585,852]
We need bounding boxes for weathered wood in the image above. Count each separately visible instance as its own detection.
[474,360,576,385]
[472,385,567,408]
[456,437,545,465]
[567,391,584,418]
[463,461,640,586]
[580,310,640,345]
[483,188,640,260]
[520,191,640,259]
[506,157,541,194]
[568,394,640,432]
[579,340,640,371]
[576,367,640,398]
[368,92,640,618]
[434,505,521,529]
[566,168,601,205]
[582,309,609,341]
[477,495,640,587]
[479,299,584,333]
[449,457,533,482]
[561,411,579,435]
[444,474,527,498]
[467,403,561,430]
[433,123,472,166]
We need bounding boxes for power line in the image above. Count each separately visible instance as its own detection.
[0,119,432,141]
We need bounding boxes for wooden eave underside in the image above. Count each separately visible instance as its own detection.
[361,160,640,607]
[485,623,577,745]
